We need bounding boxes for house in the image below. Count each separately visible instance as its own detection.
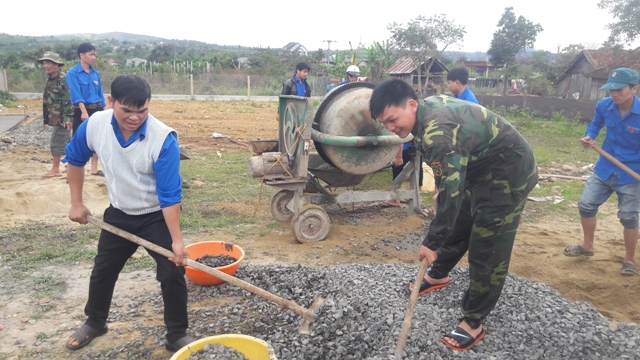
[106,58,122,66]
[554,48,640,101]
[125,57,148,67]
[282,42,308,56]
[461,61,497,77]
[385,56,449,95]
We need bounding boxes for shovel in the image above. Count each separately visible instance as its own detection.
[85,215,324,334]
[394,258,430,359]
[593,145,640,182]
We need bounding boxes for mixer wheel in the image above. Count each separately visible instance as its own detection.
[270,190,295,222]
[292,205,330,243]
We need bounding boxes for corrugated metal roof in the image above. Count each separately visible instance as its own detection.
[557,48,640,82]
[385,56,449,74]
[461,61,495,67]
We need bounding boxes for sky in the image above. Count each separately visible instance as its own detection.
[2,0,638,54]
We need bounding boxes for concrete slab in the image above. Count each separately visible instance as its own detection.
[0,115,27,134]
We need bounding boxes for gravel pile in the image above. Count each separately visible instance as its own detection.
[195,254,239,268]
[79,263,640,360]
[0,114,50,151]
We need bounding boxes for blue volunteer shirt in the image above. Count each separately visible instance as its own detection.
[294,75,307,97]
[455,86,479,104]
[66,63,107,107]
[64,115,182,207]
[586,96,640,185]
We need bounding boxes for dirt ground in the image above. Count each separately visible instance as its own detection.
[1,100,639,359]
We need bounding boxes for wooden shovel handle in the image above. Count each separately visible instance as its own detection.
[394,258,430,359]
[85,215,317,322]
[593,145,640,182]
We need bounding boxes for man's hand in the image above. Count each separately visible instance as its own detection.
[580,136,595,149]
[81,111,89,121]
[64,122,73,130]
[393,156,404,167]
[419,245,437,264]
[170,240,190,266]
[69,203,91,224]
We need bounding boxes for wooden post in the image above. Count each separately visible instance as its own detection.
[190,74,194,100]
[247,75,251,100]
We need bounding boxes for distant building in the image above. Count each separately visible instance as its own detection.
[385,56,449,96]
[125,57,148,67]
[107,58,122,66]
[554,48,640,101]
[282,42,308,56]
[461,61,496,77]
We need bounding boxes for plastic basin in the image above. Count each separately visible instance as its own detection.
[170,334,277,360]
[184,241,245,286]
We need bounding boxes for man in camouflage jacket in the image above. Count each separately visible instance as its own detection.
[370,79,538,351]
[38,51,73,178]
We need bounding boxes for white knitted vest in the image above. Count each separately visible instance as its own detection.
[86,109,177,215]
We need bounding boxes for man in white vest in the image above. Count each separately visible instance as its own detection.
[63,75,193,352]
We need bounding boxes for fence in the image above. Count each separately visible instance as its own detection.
[4,67,339,97]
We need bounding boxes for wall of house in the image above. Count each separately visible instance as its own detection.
[557,74,609,101]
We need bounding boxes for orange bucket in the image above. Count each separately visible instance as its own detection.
[184,241,245,286]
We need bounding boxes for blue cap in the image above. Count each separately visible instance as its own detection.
[599,68,640,90]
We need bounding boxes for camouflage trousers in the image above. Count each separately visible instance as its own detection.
[428,192,529,329]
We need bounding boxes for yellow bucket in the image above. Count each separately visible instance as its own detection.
[170,334,278,360]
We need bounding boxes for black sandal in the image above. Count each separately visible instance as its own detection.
[66,324,108,350]
[165,335,195,352]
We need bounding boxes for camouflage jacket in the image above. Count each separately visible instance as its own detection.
[43,70,73,127]
[413,96,538,250]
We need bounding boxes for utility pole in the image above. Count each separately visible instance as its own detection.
[323,40,337,63]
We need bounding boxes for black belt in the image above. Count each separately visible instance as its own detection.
[74,103,102,109]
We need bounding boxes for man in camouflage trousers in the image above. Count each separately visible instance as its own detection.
[370,79,538,351]
[38,51,73,178]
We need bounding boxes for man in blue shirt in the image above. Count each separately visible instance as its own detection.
[281,62,311,97]
[66,43,107,176]
[339,65,360,85]
[64,75,193,352]
[447,67,479,104]
[564,68,640,276]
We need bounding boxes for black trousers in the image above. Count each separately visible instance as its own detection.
[392,145,424,187]
[84,206,188,343]
[72,105,103,136]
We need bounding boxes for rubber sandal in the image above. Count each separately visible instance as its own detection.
[563,244,594,257]
[91,170,105,177]
[441,326,486,351]
[404,278,450,296]
[620,262,637,276]
[66,324,108,350]
[165,335,195,352]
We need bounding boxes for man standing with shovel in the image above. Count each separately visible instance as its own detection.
[564,68,640,276]
[63,75,193,351]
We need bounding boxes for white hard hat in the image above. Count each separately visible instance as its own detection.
[346,65,360,76]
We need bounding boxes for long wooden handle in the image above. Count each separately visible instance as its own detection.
[394,258,430,359]
[86,215,316,322]
[593,145,640,182]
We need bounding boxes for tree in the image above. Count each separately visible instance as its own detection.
[362,41,396,82]
[388,14,465,97]
[487,7,543,95]
[598,0,640,46]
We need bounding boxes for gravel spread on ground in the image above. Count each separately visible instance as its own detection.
[77,263,640,360]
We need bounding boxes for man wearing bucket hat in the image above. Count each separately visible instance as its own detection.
[38,51,73,178]
[564,68,640,276]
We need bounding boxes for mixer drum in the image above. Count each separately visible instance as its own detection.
[313,82,399,175]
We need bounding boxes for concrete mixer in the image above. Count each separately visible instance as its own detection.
[249,82,421,243]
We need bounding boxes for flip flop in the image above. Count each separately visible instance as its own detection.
[66,324,108,350]
[404,278,450,296]
[91,170,105,177]
[165,335,195,352]
[620,262,637,276]
[41,173,62,178]
[563,244,594,257]
[441,326,486,351]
